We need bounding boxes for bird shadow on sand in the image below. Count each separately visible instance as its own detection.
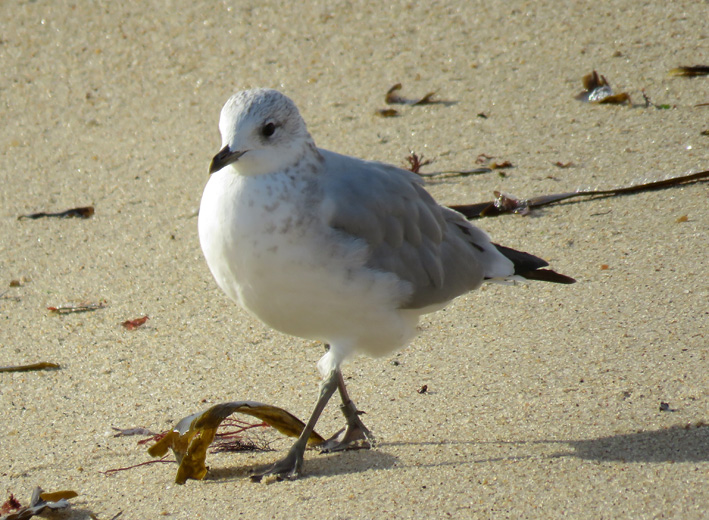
[203,447,399,482]
[550,423,709,463]
[384,422,709,469]
[201,423,707,482]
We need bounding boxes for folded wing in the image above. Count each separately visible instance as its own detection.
[320,150,527,309]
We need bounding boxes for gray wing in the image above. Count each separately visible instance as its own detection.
[319,149,515,309]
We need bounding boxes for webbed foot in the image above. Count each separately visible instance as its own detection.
[320,400,375,452]
[250,443,305,482]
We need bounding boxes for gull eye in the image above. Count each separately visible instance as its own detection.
[261,122,276,138]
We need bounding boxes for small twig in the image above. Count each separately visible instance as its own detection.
[112,427,157,438]
[450,169,709,219]
[406,151,493,178]
[0,362,60,373]
[47,301,107,314]
[18,206,94,220]
[416,168,493,179]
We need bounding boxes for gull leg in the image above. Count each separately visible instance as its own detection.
[251,369,338,481]
[320,369,375,452]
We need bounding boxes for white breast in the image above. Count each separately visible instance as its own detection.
[198,168,417,358]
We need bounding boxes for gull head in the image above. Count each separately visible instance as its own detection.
[209,89,313,177]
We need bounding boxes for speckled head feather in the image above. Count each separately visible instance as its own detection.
[213,89,316,177]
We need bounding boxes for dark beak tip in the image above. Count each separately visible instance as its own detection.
[209,145,244,175]
[208,159,220,175]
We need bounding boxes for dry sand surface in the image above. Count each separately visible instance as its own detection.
[1,1,707,518]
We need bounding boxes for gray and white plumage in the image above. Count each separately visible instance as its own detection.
[199,88,574,479]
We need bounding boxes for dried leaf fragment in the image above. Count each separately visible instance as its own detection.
[375,108,399,117]
[385,83,403,104]
[18,206,94,220]
[675,215,689,223]
[597,92,630,105]
[37,491,78,502]
[0,362,60,373]
[669,65,709,77]
[489,160,513,169]
[576,70,630,104]
[385,83,438,105]
[412,92,436,105]
[122,316,149,330]
[148,401,325,484]
[576,70,611,101]
[0,487,77,520]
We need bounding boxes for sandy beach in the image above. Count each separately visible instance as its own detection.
[1,1,707,518]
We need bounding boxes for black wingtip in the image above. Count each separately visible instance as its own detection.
[493,243,576,284]
[518,269,576,284]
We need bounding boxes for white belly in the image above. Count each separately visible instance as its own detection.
[198,170,417,357]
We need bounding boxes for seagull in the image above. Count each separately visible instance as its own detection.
[199,88,575,480]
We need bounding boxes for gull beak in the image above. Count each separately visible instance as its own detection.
[209,145,246,174]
